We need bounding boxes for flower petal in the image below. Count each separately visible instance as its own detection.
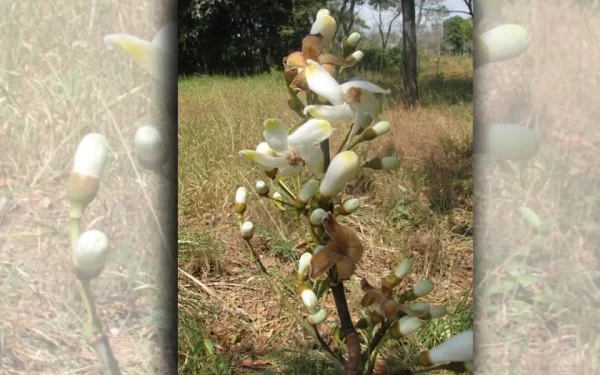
[318,53,356,68]
[341,80,391,95]
[277,166,303,179]
[290,70,308,91]
[104,34,166,82]
[303,103,353,125]
[239,150,288,169]
[262,118,288,154]
[336,255,356,280]
[301,35,323,61]
[309,241,340,280]
[288,119,333,147]
[297,145,325,177]
[305,60,344,105]
[285,51,307,70]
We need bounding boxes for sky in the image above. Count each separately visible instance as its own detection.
[357,0,470,31]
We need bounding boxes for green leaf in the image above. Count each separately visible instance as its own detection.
[519,206,541,229]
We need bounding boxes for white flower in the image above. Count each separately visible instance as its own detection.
[339,198,360,215]
[239,119,333,178]
[487,124,540,160]
[298,179,319,204]
[104,23,175,83]
[346,32,361,47]
[350,50,364,63]
[310,9,336,49]
[478,24,529,63]
[255,180,269,196]
[304,60,391,144]
[134,125,164,163]
[73,133,109,177]
[427,330,473,364]
[73,229,109,278]
[235,187,248,204]
[319,151,360,198]
[309,208,326,226]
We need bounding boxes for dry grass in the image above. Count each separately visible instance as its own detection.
[1,1,170,374]
[475,2,600,374]
[178,58,474,373]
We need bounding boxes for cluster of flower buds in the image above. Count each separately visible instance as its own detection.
[67,134,111,281]
[297,252,328,325]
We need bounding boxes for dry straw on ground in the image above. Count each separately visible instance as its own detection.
[476,2,600,374]
[1,1,169,374]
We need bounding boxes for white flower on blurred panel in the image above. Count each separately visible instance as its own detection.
[73,133,109,178]
[239,118,333,178]
[310,9,336,49]
[303,60,390,144]
[477,24,529,64]
[104,23,175,83]
[73,229,109,279]
[134,125,164,164]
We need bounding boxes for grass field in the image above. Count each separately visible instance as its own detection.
[1,1,168,373]
[178,55,474,374]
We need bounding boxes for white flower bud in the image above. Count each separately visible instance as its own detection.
[478,24,529,63]
[339,198,360,215]
[361,121,390,142]
[273,191,283,201]
[298,252,312,279]
[381,157,401,170]
[392,316,422,338]
[134,125,164,164]
[241,221,254,240]
[394,259,412,279]
[311,9,336,48]
[350,50,364,63]
[413,280,434,297]
[298,179,319,204]
[300,286,318,311]
[313,244,325,255]
[319,151,359,198]
[488,124,540,161]
[73,229,109,279]
[410,302,430,314]
[308,307,327,325]
[346,32,361,46]
[427,330,473,364]
[73,133,109,177]
[310,208,326,226]
[236,187,248,204]
[429,305,447,319]
[255,180,269,196]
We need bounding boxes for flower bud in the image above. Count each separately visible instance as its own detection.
[418,330,473,366]
[413,280,434,297]
[391,316,422,339]
[311,9,336,49]
[350,50,364,63]
[310,208,326,226]
[363,156,401,171]
[410,302,430,315]
[347,32,360,47]
[295,179,319,209]
[72,229,109,280]
[342,33,361,56]
[478,24,529,64]
[299,282,318,311]
[318,151,359,198]
[235,187,248,214]
[338,198,360,215]
[428,305,448,319]
[313,244,325,255]
[298,252,312,281]
[487,124,540,161]
[134,125,165,165]
[360,121,390,141]
[255,180,269,197]
[67,134,109,215]
[394,259,412,279]
[308,307,327,325]
[241,221,254,240]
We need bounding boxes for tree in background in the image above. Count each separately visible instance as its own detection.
[369,0,402,70]
[401,0,420,106]
[442,16,473,55]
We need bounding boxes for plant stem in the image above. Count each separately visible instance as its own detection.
[362,320,392,364]
[336,123,355,155]
[241,238,343,371]
[365,330,389,375]
[70,216,121,375]
[330,280,363,374]
[277,180,297,200]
